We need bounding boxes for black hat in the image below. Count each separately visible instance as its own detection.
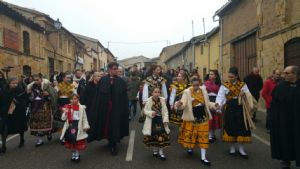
[228,67,239,76]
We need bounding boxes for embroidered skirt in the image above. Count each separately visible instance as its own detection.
[170,109,183,125]
[143,116,170,148]
[223,99,251,143]
[64,139,87,151]
[30,100,53,137]
[178,106,209,149]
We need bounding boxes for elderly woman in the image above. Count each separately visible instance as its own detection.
[27,74,57,147]
[0,77,28,154]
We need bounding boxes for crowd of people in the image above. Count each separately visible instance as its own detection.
[0,63,299,169]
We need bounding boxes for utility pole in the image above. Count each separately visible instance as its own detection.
[192,20,194,37]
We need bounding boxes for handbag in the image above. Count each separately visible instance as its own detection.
[63,122,78,144]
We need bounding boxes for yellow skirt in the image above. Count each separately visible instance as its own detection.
[223,130,251,143]
[178,121,209,149]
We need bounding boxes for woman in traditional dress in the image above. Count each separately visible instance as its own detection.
[27,74,57,147]
[169,72,190,124]
[0,77,28,154]
[215,67,255,159]
[176,77,213,166]
[140,65,168,122]
[54,73,76,131]
[143,87,170,160]
[204,70,221,142]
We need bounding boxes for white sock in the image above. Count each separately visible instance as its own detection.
[201,148,207,160]
[37,137,43,143]
[209,130,213,138]
[238,144,247,155]
[159,148,164,155]
[230,144,236,153]
[153,148,158,153]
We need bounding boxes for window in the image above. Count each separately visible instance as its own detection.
[58,34,63,49]
[67,40,71,53]
[23,65,31,76]
[201,45,204,55]
[49,58,55,76]
[23,31,30,55]
[0,31,3,47]
[58,61,63,72]
[68,63,71,72]
[4,28,19,50]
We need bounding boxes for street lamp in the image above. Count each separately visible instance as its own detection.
[45,18,62,35]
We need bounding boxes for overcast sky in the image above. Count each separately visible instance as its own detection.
[6,0,228,60]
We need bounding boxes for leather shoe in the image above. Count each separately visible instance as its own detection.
[238,152,249,159]
[201,159,211,166]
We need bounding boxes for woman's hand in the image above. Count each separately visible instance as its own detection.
[152,111,157,117]
[83,128,90,132]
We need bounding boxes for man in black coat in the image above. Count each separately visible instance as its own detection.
[244,67,263,120]
[87,62,129,156]
[270,66,300,169]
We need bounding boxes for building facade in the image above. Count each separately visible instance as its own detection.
[0,1,85,78]
[215,0,300,80]
[73,33,107,71]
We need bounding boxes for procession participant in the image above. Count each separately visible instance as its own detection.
[127,72,141,120]
[176,77,213,166]
[27,74,57,147]
[215,67,256,159]
[0,77,28,154]
[54,73,76,132]
[204,70,221,142]
[143,87,170,160]
[169,72,190,124]
[142,65,168,104]
[88,62,129,156]
[60,94,90,163]
[270,66,300,169]
[243,67,263,121]
[140,65,167,122]
[261,69,281,132]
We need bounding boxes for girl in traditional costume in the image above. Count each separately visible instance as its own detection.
[176,77,213,166]
[143,87,170,160]
[169,72,190,124]
[61,94,90,162]
[204,70,221,142]
[215,67,255,159]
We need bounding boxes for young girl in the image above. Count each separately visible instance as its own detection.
[60,94,90,162]
[142,87,170,160]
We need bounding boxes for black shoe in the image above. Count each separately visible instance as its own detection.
[158,154,166,161]
[47,134,52,141]
[35,141,44,147]
[187,149,194,155]
[153,151,158,157]
[229,151,236,156]
[19,140,25,148]
[74,155,80,163]
[201,159,211,166]
[238,152,249,159]
[0,147,7,154]
[209,137,216,143]
[110,146,118,156]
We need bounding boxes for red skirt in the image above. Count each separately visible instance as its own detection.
[64,139,87,151]
[209,112,222,130]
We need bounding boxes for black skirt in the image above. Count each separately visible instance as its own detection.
[224,99,251,137]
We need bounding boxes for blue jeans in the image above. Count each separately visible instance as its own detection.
[129,100,137,119]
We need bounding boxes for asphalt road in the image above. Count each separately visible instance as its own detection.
[0,108,298,169]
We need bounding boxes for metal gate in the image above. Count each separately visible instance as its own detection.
[284,38,300,67]
[232,33,257,79]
